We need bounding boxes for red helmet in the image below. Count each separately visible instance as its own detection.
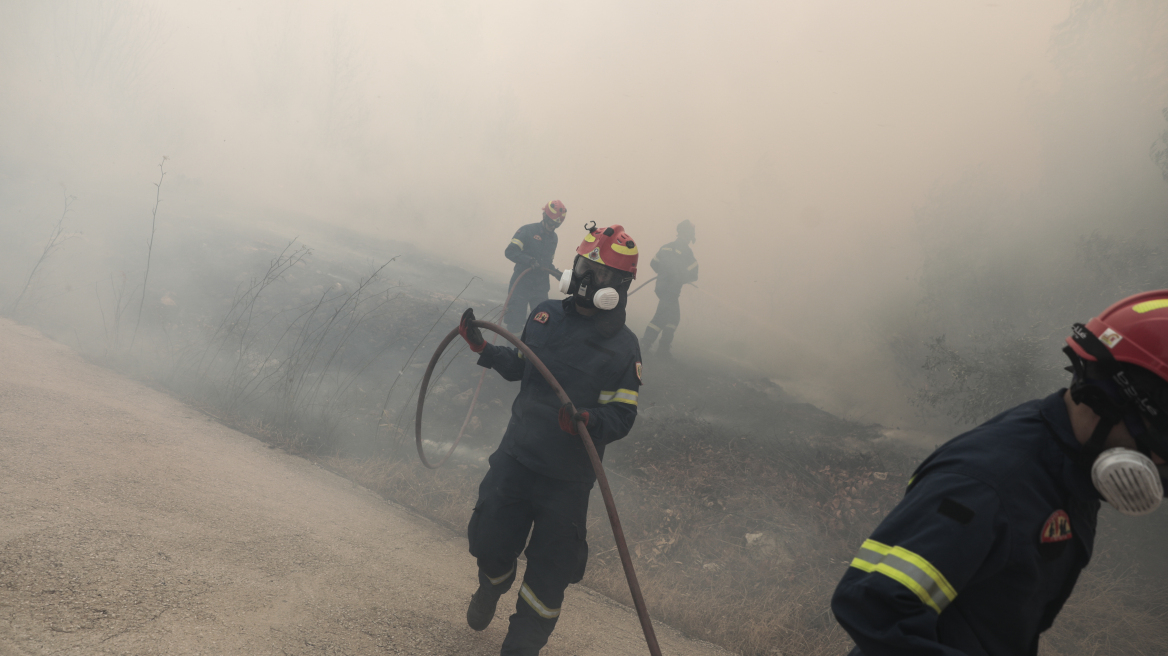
[1065,290,1168,465]
[1066,290,1168,385]
[575,223,638,278]
[543,200,567,224]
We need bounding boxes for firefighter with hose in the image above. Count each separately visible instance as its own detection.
[641,219,698,358]
[832,290,1168,655]
[503,200,567,333]
[457,222,643,655]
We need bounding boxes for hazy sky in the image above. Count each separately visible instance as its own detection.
[4,0,1167,422]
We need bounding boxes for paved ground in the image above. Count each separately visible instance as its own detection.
[0,317,732,656]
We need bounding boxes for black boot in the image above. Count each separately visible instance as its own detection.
[499,591,558,656]
[467,565,516,631]
[641,324,660,351]
[658,329,675,359]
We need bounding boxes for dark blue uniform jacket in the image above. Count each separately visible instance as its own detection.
[505,222,559,292]
[477,298,641,483]
[832,391,1101,656]
[649,238,698,299]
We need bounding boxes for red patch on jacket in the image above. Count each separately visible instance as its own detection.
[533,234,542,241]
[533,312,549,324]
[1040,510,1073,543]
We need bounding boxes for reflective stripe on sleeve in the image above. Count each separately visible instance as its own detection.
[598,389,638,406]
[511,238,524,250]
[849,539,957,613]
[687,261,698,270]
[519,583,560,618]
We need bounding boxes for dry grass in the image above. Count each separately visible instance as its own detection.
[1040,560,1168,656]
[156,387,1167,656]
[320,430,902,656]
[317,433,1167,656]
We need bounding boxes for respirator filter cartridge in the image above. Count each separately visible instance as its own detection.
[1091,447,1163,516]
[559,269,573,295]
[592,288,620,310]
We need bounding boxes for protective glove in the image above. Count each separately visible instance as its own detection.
[517,254,537,269]
[558,402,591,436]
[459,308,486,353]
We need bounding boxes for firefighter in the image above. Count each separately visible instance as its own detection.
[832,290,1168,655]
[641,219,698,358]
[458,222,643,655]
[503,200,566,332]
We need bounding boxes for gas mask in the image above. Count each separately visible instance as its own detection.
[1091,447,1163,516]
[560,256,629,311]
[1063,331,1168,516]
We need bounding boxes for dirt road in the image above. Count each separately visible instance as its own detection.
[0,318,732,656]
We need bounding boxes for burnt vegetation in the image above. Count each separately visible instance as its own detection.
[4,168,1167,654]
[3,5,1168,652]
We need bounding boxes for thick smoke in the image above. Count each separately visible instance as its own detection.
[2,0,1167,426]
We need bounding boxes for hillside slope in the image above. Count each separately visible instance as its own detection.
[0,317,731,656]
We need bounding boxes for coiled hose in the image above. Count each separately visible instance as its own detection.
[415,318,663,656]
[416,265,557,469]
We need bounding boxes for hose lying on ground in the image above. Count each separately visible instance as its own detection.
[415,318,663,656]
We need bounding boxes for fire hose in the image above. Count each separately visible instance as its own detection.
[627,276,697,297]
[627,276,657,297]
[414,318,663,656]
[416,265,558,469]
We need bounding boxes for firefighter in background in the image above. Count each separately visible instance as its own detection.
[832,290,1168,655]
[503,200,566,332]
[641,219,698,358]
[458,222,643,655]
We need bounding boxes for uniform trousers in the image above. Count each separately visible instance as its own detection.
[643,292,681,352]
[503,277,549,333]
[468,450,591,655]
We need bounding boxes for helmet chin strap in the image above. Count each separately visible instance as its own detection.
[1069,379,1123,469]
[1064,325,1168,471]
[1064,329,1129,470]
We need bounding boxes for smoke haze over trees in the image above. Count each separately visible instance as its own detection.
[0,0,1165,419]
[4,2,1168,653]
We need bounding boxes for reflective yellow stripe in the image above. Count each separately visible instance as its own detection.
[583,233,597,243]
[488,565,515,585]
[612,243,638,255]
[646,322,660,331]
[849,539,956,613]
[1133,299,1168,314]
[511,238,524,250]
[519,583,560,618]
[687,261,698,270]
[598,388,638,406]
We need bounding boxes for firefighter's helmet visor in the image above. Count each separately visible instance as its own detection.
[573,256,628,288]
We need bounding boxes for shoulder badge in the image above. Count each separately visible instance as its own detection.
[636,361,642,383]
[1040,509,1073,543]
[533,311,549,324]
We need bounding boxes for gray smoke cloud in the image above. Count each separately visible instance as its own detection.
[3,0,1167,426]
